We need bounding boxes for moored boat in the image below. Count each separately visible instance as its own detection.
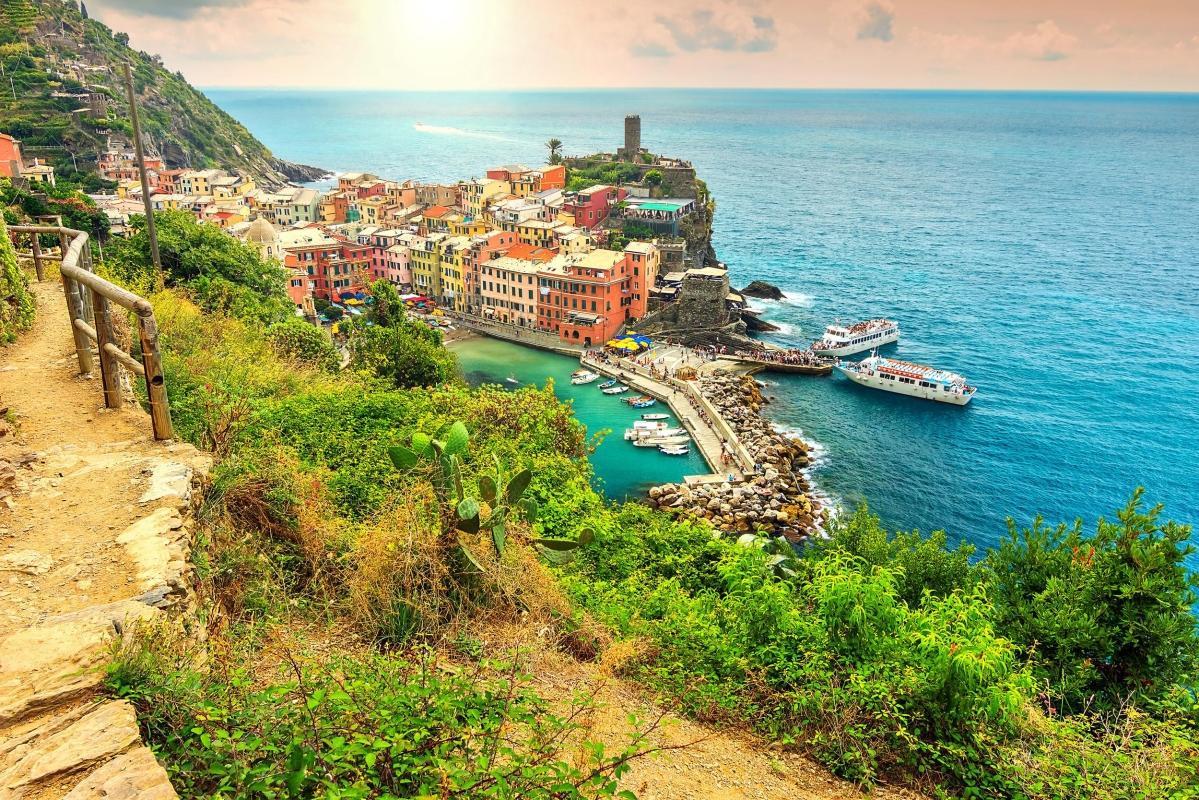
[659,445,690,455]
[836,355,976,405]
[598,379,617,389]
[628,396,657,408]
[642,413,669,421]
[602,385,630,395]
[625,425,685,440]
[812,319,900,357]
[633,435,690,448]
[571,371,600,385]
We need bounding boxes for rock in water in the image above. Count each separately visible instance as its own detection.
[740,281,785,301]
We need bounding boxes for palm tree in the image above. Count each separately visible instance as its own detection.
[546,138,563,165]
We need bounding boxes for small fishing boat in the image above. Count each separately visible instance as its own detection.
[642,413,669,421]
[505,375,520,384]
[571,371,600,385]
[602,385,629,395]
[625,426,686,440]
[598,379,617,389]
[632,435,690,447]
[659,445,690,456]
[629,397,657,408]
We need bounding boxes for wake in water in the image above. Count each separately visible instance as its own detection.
[413,122,505,140]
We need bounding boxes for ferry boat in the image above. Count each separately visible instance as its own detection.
[812,319,900,357]
[836,355,976,405]
[571,371,600,385]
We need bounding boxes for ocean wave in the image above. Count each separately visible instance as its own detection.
[765,321,799,337]
[413,122,505,140]
[752,290,814,309]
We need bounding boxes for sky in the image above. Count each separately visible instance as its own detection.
[85,0,1199,92]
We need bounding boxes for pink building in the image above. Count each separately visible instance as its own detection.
[562,184,626,230]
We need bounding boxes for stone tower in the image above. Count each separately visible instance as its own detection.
[620,114,641,160]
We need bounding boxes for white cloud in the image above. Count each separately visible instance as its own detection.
[1002,20,1078,62]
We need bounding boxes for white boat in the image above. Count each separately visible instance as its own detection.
[659,445,690,456]
[632,436,690,448]
[602,385,630,395]
[812,319,900,357]
[571,371,600,385]
[836,355,976,405]
[632,420,667,429]
[624,426,685,440]
[642,413,669,421]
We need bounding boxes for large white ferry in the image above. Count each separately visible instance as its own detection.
[836,355,976,405]
[812,319,900,357]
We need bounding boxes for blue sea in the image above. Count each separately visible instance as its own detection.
[207,88,1199,562]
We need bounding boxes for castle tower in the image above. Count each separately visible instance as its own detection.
[621,114,641,160]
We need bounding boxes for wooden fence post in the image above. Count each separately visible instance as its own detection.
[91,289,122,409]
[137,313,173,440]
[79,245,95,327]
[62,272,95,376]
[29,233,43,282]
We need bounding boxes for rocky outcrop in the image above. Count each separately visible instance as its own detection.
[740,281,785,301]
[647,374,826,541]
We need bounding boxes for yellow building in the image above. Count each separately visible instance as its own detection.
[447,216,488,237]
[407,232,448,300]
[461,178,508,219]
[438,236,471,311]
[357,195,390,226]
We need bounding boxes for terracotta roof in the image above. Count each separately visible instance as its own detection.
[424,205,452,219]
[504,242,555,262]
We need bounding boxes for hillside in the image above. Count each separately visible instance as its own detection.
[0,0,322,187]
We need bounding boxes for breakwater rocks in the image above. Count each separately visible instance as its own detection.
[647,374,827,541]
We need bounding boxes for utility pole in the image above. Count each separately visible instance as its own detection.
[122,62,162,274]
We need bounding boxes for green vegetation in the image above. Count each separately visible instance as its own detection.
[96,224,1199,799]
[1,177,109,239]
[565,158,642,193]
[0,2,315,184]
[0,217,35,344]
[103,210,292,324]
[110,627,651,799]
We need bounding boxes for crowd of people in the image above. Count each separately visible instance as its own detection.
[734,347,831,366]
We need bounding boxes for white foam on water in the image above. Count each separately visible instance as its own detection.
[770,422,840,537]
[413,122,505,140]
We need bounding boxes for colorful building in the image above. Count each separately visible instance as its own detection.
[0,133,21,179]
[535,243,654,346]
[561,184,626,230]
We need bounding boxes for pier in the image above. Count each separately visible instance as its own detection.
[579,351,754,484]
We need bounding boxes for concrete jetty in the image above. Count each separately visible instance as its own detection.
[579,351,751,484]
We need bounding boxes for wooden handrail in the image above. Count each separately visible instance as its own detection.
[7,224,173,441]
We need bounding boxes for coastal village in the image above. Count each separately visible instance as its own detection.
[14,116,759,351]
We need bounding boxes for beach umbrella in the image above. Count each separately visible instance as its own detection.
[606,339,620,347]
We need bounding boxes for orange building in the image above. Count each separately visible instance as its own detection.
[0,133,22,179]
[535,244,652,347]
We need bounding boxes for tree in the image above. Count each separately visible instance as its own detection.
[545,138,563,165]
[347,323,457,389]
[984,490,1199,712]
[644,169,663,187]
[114,31,129,46]
[367,279,405,329]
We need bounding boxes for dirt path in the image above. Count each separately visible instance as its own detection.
[472,625,926,800]
[0,279,209,799]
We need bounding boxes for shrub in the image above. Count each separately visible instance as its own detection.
[266,319,339,373]
[109,635,653,800]
[0,219,35,344]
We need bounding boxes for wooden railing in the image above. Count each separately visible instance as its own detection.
[9,225,173,440]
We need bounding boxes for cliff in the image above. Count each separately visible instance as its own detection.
[0,0,323,187]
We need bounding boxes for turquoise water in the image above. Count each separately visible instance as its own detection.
[448,337,709,499]
[207,88,1199,563]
